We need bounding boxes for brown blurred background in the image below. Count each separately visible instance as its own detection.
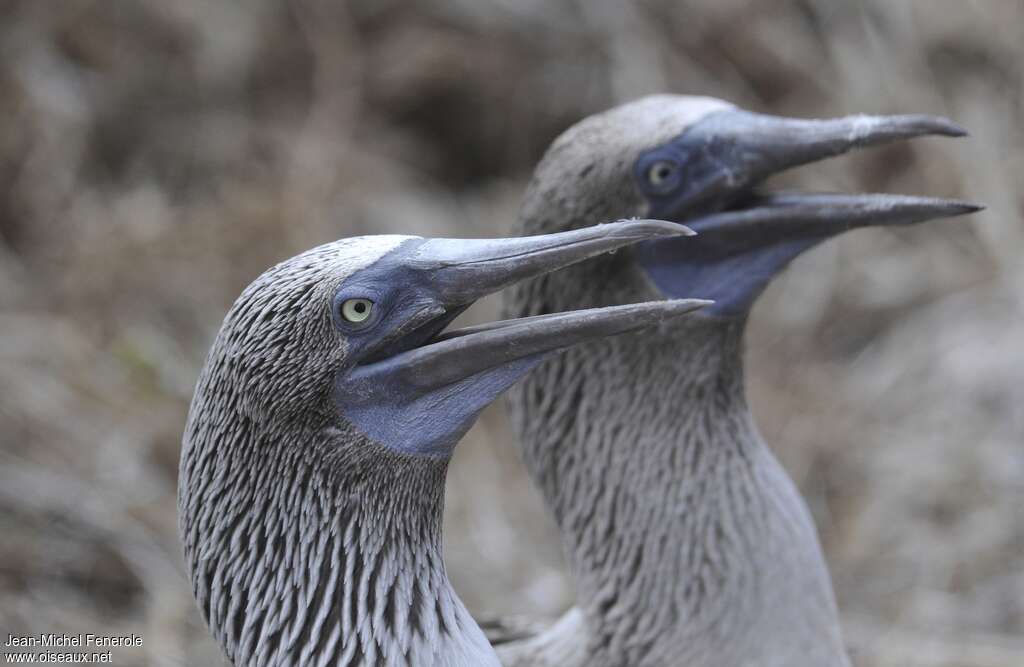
[1,1,1021,665]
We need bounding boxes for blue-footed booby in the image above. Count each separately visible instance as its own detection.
[498,95,980,667]
[177,219,708,665]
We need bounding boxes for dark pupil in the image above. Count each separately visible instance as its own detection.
[354,302,367,314]
[655,164,672,181]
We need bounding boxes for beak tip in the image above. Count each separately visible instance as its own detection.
[665,298,715,316]
[620,218,697,238]
[937,118,969,138]
[943,200,985,216]
[892,114,968,138]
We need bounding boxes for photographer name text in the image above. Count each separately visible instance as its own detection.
[4,634,142,649]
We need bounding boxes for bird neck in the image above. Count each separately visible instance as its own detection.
[507,310,846,665]
[179,414,500,666]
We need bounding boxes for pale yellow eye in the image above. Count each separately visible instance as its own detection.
[341,298,374,324]
[647,160,675,186]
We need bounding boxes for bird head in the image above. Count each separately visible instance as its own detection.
[180,221,710,661]
[521,94,979,317]
[187,221,703,460]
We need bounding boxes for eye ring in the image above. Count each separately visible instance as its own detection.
[646,160,677,187]
[340,298,375,326]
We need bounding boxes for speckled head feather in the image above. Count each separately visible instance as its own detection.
[519,95,975,316]
[179,223,707,666]
[522,96,733,239]
[178,236,496,665]
[501,95,976,667]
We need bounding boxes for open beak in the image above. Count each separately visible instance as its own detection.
[334,219,710,454]
[351,218,705,390]
[632,107,981,314]
[642,108,980,235]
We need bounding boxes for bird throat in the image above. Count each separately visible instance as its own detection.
[506,315,845,665]
[179,418,499,666]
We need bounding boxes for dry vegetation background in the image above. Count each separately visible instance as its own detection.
[1,1,1022,665]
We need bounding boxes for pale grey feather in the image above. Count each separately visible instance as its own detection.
[179,237,501,667]
[499,96,851,667]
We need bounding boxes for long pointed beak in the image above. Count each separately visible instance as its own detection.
[647,108,967,217]
[407,218,693,305]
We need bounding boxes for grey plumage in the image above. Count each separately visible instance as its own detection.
[499,95,975,667]
[504,311,844,666]
[179,237,498,666]
[178,224,705,666]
